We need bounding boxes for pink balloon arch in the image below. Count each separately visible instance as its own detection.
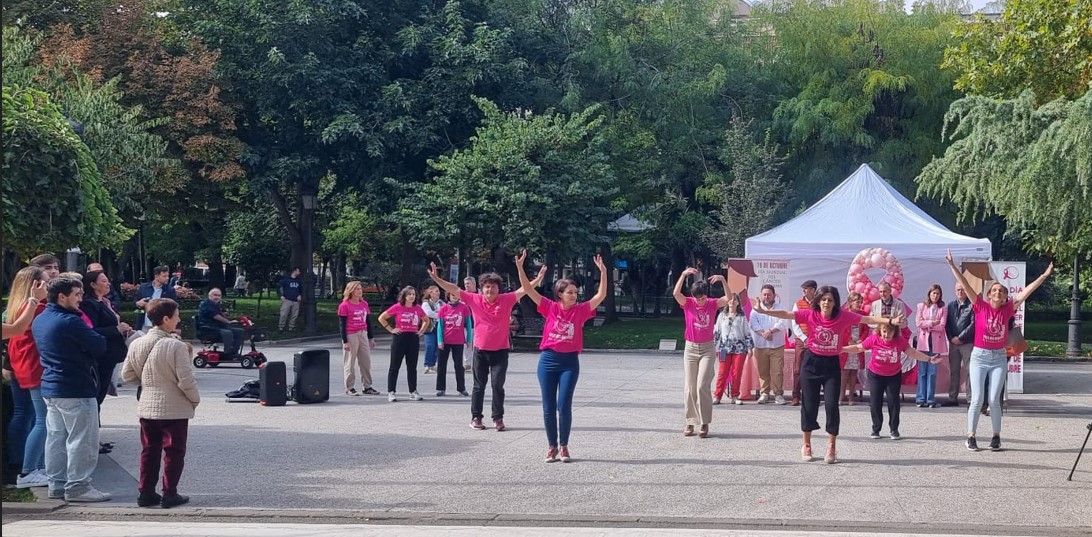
[847,247,904,302]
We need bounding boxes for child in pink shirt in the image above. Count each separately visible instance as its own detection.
[843,323,939,440]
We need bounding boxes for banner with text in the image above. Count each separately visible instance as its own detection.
[992,261,1027,393]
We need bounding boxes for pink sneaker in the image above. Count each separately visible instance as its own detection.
[558,446,571,463]
[801,444,813,462]
[494,419,506,432]
[469,417,485,430]
[545,447,559,463]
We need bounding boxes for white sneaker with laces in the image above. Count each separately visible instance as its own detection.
[775,395,787,405]
[757,393,770,404]
[16,469,49,489]
[734,397,744,405]
[388,392,398,402]
[65,487,112,502]
[410,391,424,401]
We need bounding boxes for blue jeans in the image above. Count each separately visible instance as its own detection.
[915,362,937,404]
[44,397,99,497]
[967,347,1007,435]
[424,332,438,368]
[24,388,47,473]
[537,350,581,447]
[6,380,32,472]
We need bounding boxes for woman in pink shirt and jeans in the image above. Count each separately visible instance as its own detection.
[946,250,1052,452]
[755,286,903,464]
[516,251,608,463]
[672,267,735,439]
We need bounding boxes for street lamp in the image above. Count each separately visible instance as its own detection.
[299,184,319,334]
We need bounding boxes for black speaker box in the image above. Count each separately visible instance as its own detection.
[292,350,329,404]
[259,362,287,407]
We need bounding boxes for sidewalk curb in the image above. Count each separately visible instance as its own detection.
[1,486,66,514]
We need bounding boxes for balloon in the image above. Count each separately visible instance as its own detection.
[870,253,883,266]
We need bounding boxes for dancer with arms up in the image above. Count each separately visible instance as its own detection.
[515,250,608,463]
[946,250,1052,451]
[672,268,736,439]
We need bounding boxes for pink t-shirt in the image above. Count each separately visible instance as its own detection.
[438,302,471,345]
[683,297,719,343]
[861,333,910,376]
[973,296,1015,350]
[383,304,426,333]
[461,291,519,351]
[338,299,371,334]
[793,309,864,356]
[538,298,596,353]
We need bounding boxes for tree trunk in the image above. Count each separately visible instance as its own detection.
[399,231,416,287]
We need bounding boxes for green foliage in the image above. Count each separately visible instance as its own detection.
[2,85,130,256]
[944,0,1092,103]
[761,0,962,200]
[916,90,1092,261]
[222,202,291,287]
[702,117,789,259]
[3,25,179,219]
[396,98,618,258]
[322,192,379,262]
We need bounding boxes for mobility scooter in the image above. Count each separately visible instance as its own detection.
[193,315,268,369]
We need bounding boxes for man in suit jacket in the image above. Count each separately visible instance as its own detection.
[134,266,177,330]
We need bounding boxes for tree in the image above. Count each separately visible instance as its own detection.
[222,203,291,291]
[701,117,789,260]
[2,85,130,256]
[919,0,1092,356]
[943,0,1092,104]
[760,0,962,205]
[396,98,619,266]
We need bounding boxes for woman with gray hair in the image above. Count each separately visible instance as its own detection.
[121,298,200,509]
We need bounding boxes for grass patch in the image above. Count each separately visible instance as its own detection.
[2,486,36,503]
[173,297,356,340]
[1026,340,1092,358]
[1023,321,1092,344]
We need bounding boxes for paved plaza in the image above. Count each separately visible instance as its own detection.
[3,338,1090,536]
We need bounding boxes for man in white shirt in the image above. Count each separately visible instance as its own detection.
[462,276,478,372]
[749,284,788,405]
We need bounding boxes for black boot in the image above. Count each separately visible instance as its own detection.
[161,493,190,509]
[137,491,162,507]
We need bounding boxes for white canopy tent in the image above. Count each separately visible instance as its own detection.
[745,164,992,321]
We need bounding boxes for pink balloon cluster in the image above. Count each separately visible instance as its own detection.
[846,247,905,303]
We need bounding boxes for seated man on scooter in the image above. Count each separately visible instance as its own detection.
[197,288,245,357]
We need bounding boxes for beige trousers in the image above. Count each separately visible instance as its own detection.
[344,330,373,391]
[683,341,716,426]
[754,347,786,396]
[279,297,300,330]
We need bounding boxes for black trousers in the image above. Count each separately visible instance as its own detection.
[436,344,466,392]
[472,349,509,420]
[800,349,841,436]
[868,370,902,434]
[387,333,420,393]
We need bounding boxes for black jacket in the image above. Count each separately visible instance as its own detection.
[81,298,128,365]
[945,298,975,344]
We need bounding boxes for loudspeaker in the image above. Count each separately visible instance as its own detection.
[259,362,287,407]
[292,350,329,404]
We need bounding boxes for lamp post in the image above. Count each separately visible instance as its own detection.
[1067,255,1084,357]
[300,183,318,334]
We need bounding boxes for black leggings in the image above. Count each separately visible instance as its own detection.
[387,333,420,393]
[868,370,902,434]
[799,349,841,436]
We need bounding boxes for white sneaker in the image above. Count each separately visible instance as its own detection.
[775,395,787,405]
[727,397,737,405]
[734,397,744,405]
[410,391,424,401]
[16,469,49,488]
[65,487,112,502]
[388,392,398,402]
[757,393,770,404]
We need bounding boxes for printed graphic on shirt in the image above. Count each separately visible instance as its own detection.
[351,309,367,324]
[810,325,840,353]
[443,311,465,328]
[692,310,711,331]
[399,311,420,327]
[983,310,1006,344]
[545,318,576,345]
[871,344,900,365]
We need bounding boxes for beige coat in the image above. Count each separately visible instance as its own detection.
[121,327,200,420]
